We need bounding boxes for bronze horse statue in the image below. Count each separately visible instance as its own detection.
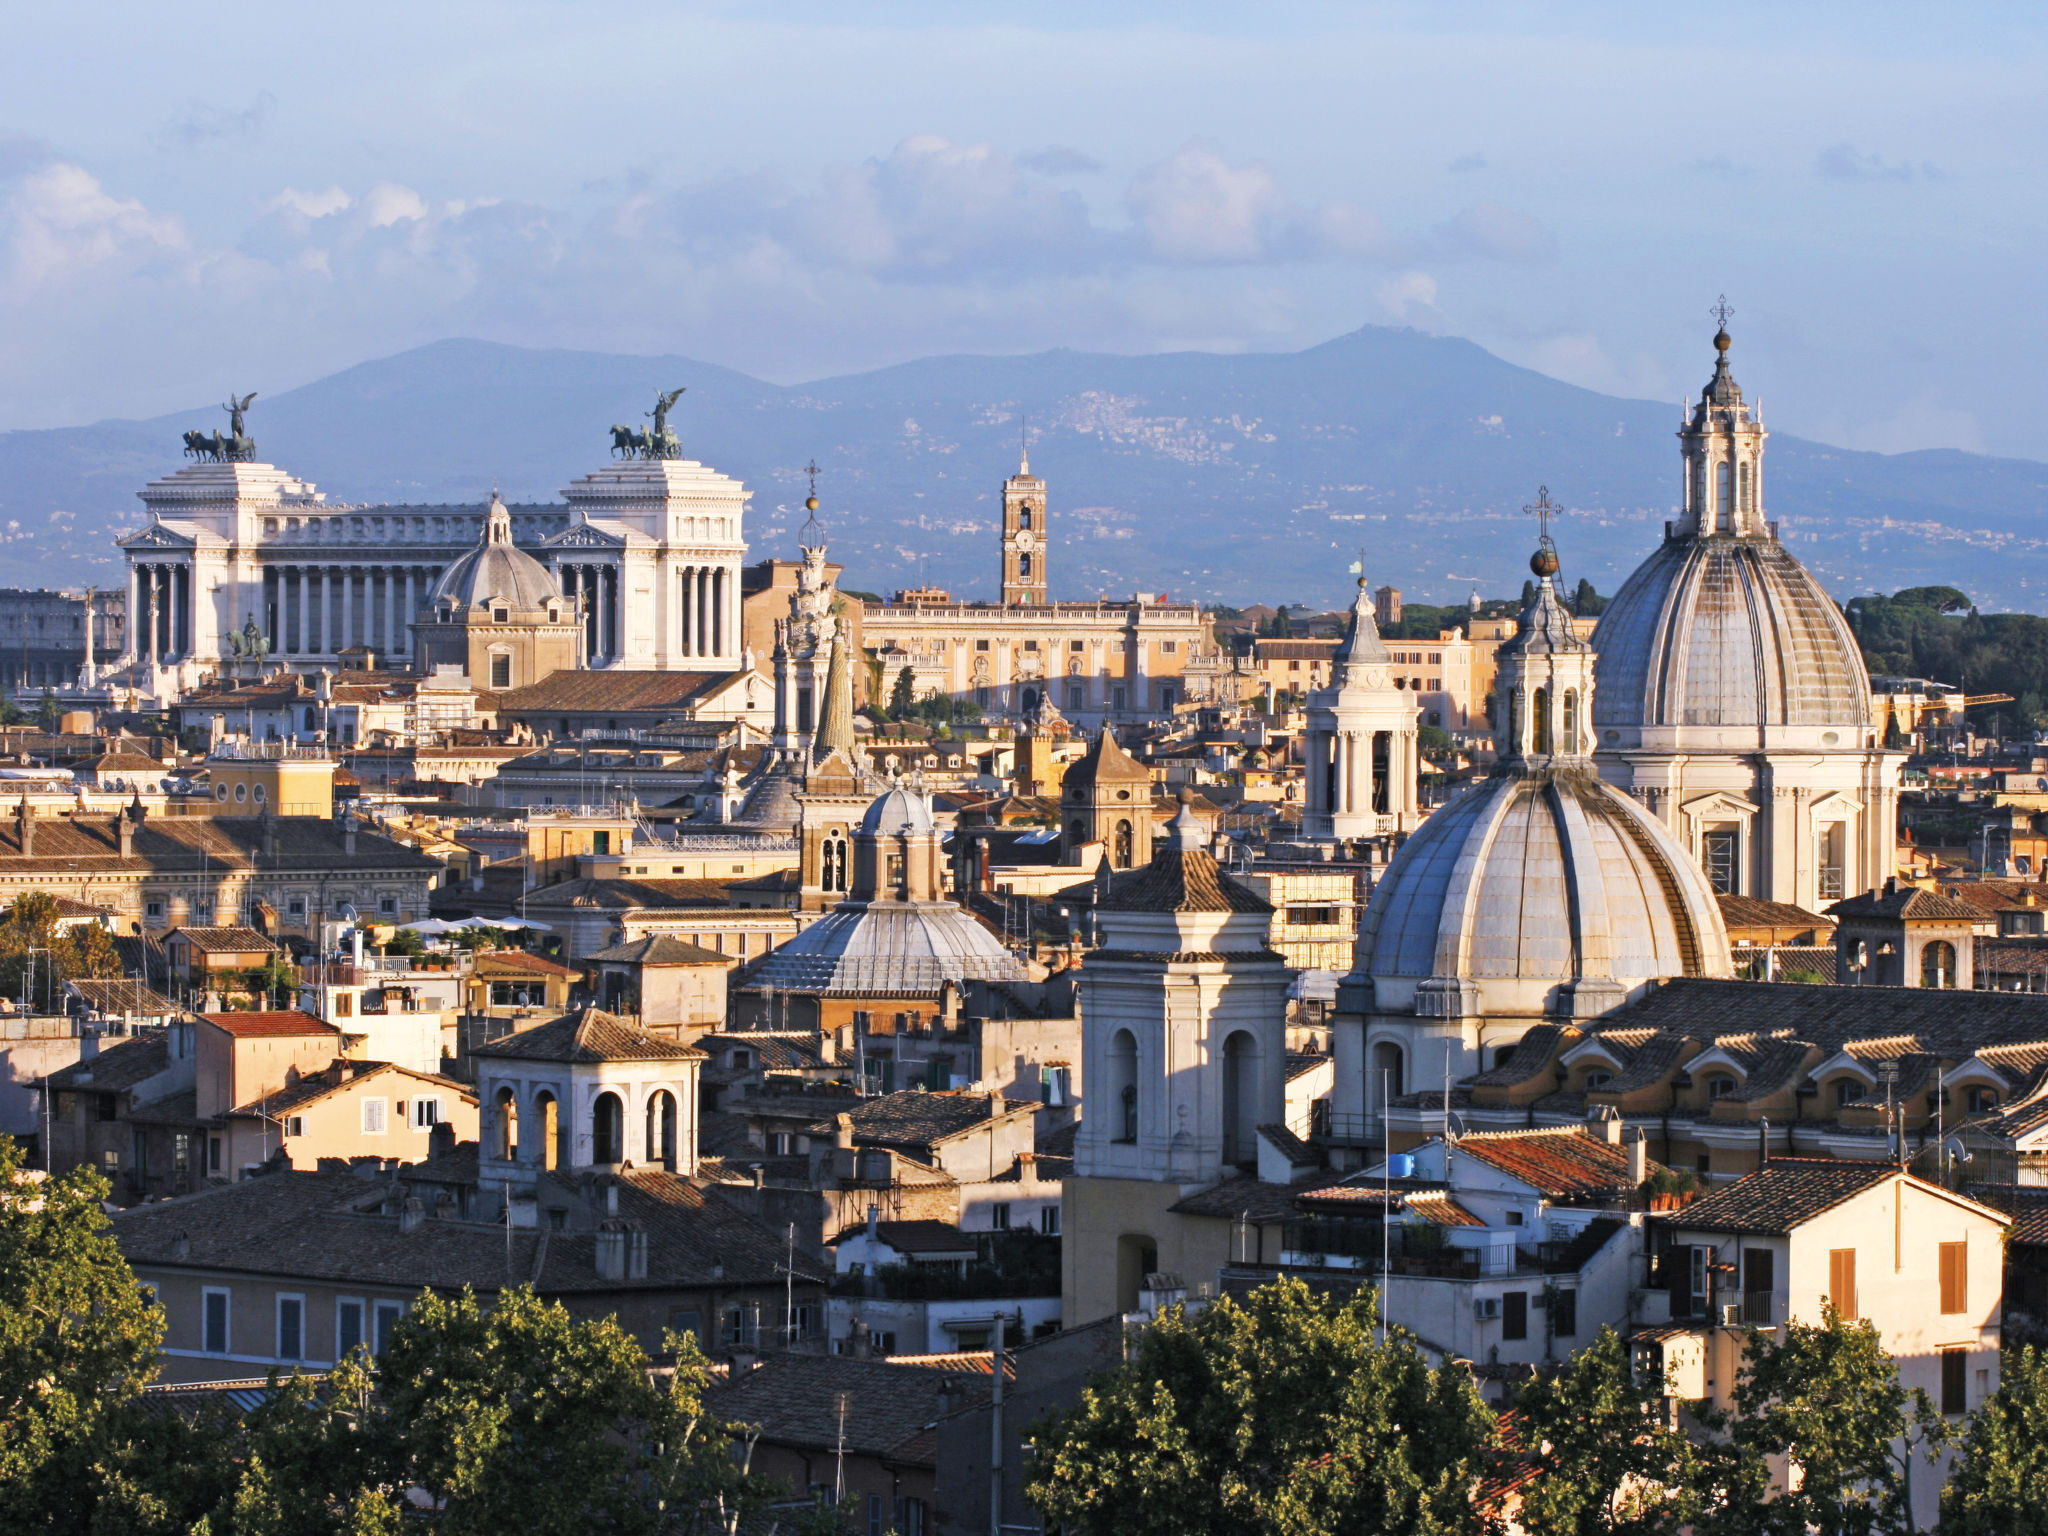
[609,423,648,459]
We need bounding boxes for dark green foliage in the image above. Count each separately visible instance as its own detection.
[888,664,916,719]
[1847,586,2048,729]
[1515,1328,1702,1536]
[1026,1276,1499,1536]
[1696,1304,1947,1536]
[1939,1345,2048,1535]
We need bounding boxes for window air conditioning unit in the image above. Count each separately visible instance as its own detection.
[1721,1303,1742,1327]
[1474,1297,1501,1321]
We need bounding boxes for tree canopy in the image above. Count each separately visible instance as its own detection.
[1939,1344,2048,1535]
[1026,1276,1500,1536]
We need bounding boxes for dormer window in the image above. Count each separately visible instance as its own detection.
[1584,1071,1613,1090]
[1966,1086,1998,1114]
[492,607,509,624]
[1709,1076,1737,1100]
[1834,1079,1865,1108]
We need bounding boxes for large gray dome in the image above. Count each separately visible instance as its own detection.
[1591,537,1871,734]
[430,493,563,614]
[1357,766,1733,1018]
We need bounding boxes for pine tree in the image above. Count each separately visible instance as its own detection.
[889,664,916,720]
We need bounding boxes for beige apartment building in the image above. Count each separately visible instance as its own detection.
[1252,621,1504,737]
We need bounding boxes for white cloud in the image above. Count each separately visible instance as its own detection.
[1127,142,1293,263]
[2,162,185,289]
[265,186,353,220]
[1376,270,1440,324]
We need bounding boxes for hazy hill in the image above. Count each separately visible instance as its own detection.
[2,328,2044,613]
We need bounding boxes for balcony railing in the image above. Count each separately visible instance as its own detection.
[1742,1290,1778,1327]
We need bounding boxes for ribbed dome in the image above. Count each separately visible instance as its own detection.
[1592,537,1872,734]
[430,493,564,614]
[860,782,936,837]
[1357,767,1732,1016]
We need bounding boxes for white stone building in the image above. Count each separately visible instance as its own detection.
[1591,324,1902,909]
[1299,575,1421,843]
[115,440,750,690]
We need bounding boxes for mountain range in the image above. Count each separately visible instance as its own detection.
[1,327,2044,614]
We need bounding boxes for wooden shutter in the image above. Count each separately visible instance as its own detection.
[1940,1241,1968,1314]
[1829,1248,1858,1318]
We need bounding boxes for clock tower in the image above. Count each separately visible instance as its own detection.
[1000,448,1047,606]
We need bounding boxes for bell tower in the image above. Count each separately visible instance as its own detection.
[1000,446,1047,606]
[1678,297,1769,540]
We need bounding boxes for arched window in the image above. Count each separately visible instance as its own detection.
[592,1091,625,1166]
[493,1086,518,1161]
[1561,689,1578,754]
[1532,686,1551,755]
[1921,940,1957,990]
[1109,1029,1139,1144]
[1222,1031,1257,1168]
[1738,460,1752,516]
[1019,508,1032,530]
[1114,819,1134,869]
[1372,1041,1405,1103]
[533,1091,560,1171]
[646,1090,678,1172]
[822,832,848,893]
[1716,461,1733,532]
[1505,689,1519,752]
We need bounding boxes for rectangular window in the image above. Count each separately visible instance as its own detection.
[1942,1347,1969,1415]
[1940,1241,1968,1314]
[1069,640,1083,652]
[1040,1204,1061,1236]
[869,1494,885,1536]
[1830,1248,1858,1318]
[373,1301,403,1356]
[1551,1289,1578,1338]
[413,1098,441,1129]
[668,1309,702,1341]
[334,992,353,1017]
[337,1298,364,1358]
[990,1202,1011,1230]
[361,1098,387,1135]
[975,639,990,652]
[1743,1246,1777,1325]
[287,897,306,916]
[379,895,398,915]
[285,1117,304,1138]
[1501,1290,1528,1341]
[276,1295,304,1361]
[209,1136,222,1172]
[203,1288,230,1355]
[1702,828,1739,895]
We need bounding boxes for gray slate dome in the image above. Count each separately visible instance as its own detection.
[430,493,564,614]
[860,782,936,837]
[1357,767,1733,1016]
[1591,538,1871,733]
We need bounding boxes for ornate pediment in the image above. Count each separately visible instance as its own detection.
[540,523,627,551]
[119,521,198,550]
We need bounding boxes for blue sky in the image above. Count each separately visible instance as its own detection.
[2,1,2043,456]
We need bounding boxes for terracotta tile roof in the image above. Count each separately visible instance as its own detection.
[802,1090,1037,1153]
[1099,848,1272,914]
[1451,1127,1648,1199]
[1255,1122,1321,1168]
[1169,1169,1353,1222]
[1061,726,1151,788]
[587,935,733,966]
[227,1062,471,1119]
[1472,1024,1568,1086]
[704,1355,980,1460]
[1671,1159,1898,1235]
[1595,977,2048,1060]
[168,926,279,954]
[1405,1192,1485,1227]
[45,1034,170,1092]
[1829,886,1988,923]
[0,815,439,876]
[469,1008,705,1065]
[470,950,577,978]
[493,671,729,712]
[199,1010,340,1039]
[1717,894,1833,931]
[67,978,177,1015]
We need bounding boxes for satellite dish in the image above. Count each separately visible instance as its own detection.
[1946,1136,1973,1165]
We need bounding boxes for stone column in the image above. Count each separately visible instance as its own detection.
[320,568,333,656]
[680,566,694,658]
[125,564,141,662]
[402,567,416,656]
[713,567,726,661]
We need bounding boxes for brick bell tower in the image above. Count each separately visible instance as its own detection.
[1000,444,1047,607]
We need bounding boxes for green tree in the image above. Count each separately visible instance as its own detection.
[377,1286,766,1536]
[1026,1276,1499,1536]
[1515,1327,1701,1536]
[1417,724,1456,763]
[1698,1304,1947,1536]
[37,689,60,731]
[889,664,916,720]
[1938,1344,2048,1535]
[0,894,124,1012]
[0,1139,168,1534]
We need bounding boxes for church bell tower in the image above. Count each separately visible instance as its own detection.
[1000,448,1047,607]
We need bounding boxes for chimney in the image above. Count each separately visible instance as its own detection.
[1758,1116,1771,1169]
[398,1197,425,1234]
[117,803,134,859]
[1588,1106,1622,1145]
[595,1218,627,1280]
[867,1202,879,1240]
[987,1090,1004,1118]
[605,1182,620,1216]
[751,1164,765,1191]
[835,1112,855,1150]
[428,1121,455,1161]
[342,803,358,856]
[1627,1127,1648,1186]
[171,1231,191,1261]
[851,1320,871,1359]
[14,798,30,858]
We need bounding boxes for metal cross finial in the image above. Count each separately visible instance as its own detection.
[1711,294,1735,330]
[1523,485,1560,544]
[804,459,820,498]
